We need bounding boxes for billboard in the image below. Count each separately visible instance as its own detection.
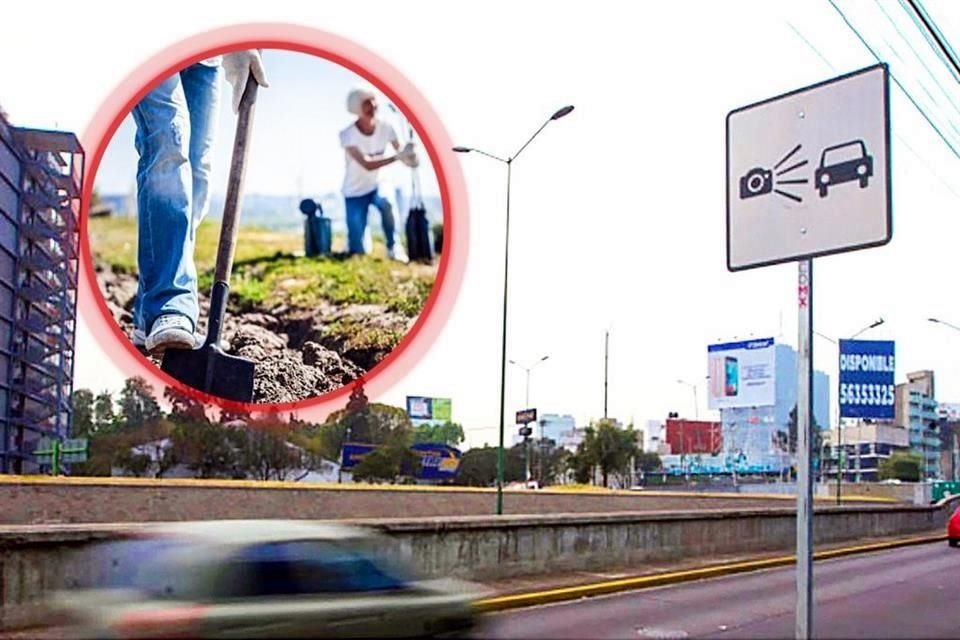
[707,338,776,409]
[406,396,452,422]
[838,339,895,419]
[340,442,461,481]
[410,443,462,480]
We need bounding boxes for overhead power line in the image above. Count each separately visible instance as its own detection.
[828,0,960,161]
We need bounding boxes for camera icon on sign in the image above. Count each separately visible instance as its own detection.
[739,167,773,200]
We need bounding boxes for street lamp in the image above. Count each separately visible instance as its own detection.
[510,355,551,486]
[454,105,574,515]
[813,317,885,504]
[509,355,550,408]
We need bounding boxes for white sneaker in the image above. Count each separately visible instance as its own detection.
[387,243,410,263]
[143,315,197,353]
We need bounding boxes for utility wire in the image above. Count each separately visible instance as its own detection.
[828,0,960,161]
[787,16,960,198]
[903,0,960,82]
[874,0,960,134]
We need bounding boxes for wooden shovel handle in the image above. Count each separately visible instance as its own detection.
[215,75,259,283]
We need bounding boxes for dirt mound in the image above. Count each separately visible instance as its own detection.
[94,266,407,404]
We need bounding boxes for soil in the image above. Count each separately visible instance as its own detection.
[95,265,417,404]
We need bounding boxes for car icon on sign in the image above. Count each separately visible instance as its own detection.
[815,140,873,197]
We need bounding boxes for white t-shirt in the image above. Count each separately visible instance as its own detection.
[339,121,398,198]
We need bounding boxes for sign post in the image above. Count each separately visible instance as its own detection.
[517,409,537,486]
[796,259,814,638]
[727,64,891,639]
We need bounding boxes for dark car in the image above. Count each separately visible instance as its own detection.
[815,140,873,197]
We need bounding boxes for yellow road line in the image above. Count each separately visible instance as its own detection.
[474,533,946,612]
[0,474,896,501]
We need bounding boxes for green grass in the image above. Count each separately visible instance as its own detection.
[89,216,303,274]
[89,216,435,318]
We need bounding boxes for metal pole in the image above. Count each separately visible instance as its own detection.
[604,330,609,419]
[796,259,814,639]
[495,160,513,516]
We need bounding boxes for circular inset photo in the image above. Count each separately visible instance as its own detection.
[89,48,446,404]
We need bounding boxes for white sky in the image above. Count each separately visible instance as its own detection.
[2,1,959,449]
[94,49,440,200]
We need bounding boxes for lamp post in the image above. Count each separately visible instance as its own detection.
[814,317,885,504]
[509,355,550,486]
[453,105,574,515]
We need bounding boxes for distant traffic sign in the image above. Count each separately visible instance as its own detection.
[516,408,537,425]
[726,64,891,271]
[518,426,533,438]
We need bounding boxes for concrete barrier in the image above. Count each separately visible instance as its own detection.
[0,475,893,525]
[2,497,957,630]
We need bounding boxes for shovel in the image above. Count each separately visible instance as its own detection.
[161,75,260,403]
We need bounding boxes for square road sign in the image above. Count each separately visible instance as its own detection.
[726,64,891,271]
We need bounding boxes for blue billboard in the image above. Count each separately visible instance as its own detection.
[339,442,462,480]
[838,339,895,419]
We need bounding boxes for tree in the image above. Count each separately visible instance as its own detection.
[72,389,95,437]
[234,420,302,481]
[351,444,420,484]
[94,390,118,434]
[454,445,525,487]
[879,451,923,482]
[119,377,161,431]
[529,438,569,486]
[112,448,152,477]
[164,386,209,424]
[317,402,414,461]
[171,421,238,479]
[635,451,663,474]
[569,420,640,487]
[413,421,465,446]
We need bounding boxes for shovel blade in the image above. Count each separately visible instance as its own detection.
[161,345,256,403]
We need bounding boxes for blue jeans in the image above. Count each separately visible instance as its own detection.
[132,62,220,334]
[344,189,395,254]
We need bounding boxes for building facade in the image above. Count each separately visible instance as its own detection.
[821,423,910,482]
[0,113,83,473]
[539,414,576,444]
[895,370,941,479]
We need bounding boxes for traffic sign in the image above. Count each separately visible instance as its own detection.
[518,426,533,438]
[726,64,891,271]
[516,408,537,425]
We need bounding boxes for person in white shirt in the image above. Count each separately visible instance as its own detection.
[339,87,416,260]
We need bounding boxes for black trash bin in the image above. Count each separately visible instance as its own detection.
[300,198,332,257]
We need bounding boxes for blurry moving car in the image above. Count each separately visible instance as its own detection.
[948,508,960,548]
[47,520,481,639]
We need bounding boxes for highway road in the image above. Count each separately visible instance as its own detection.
[476,541,959,639]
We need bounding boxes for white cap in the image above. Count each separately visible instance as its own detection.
[347,87,377,116]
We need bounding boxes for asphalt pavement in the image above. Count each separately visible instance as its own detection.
[475,541,959,639]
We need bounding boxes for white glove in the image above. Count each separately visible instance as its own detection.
[222,50,269,114]
[399,142,420,168]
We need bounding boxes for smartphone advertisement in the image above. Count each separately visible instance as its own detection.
[707,338,776,410]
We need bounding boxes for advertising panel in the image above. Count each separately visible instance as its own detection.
[406,396,433,420]
[707,338,776,409]
[406,396,453,422]
[410,443,462,480]
[838,339,895,419]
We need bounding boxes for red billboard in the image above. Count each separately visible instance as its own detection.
[665,418,723,455]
